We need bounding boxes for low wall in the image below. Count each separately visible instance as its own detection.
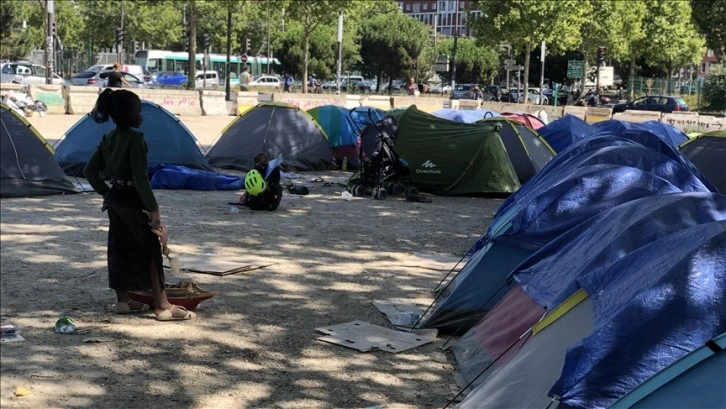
[64,86,100,115]
[199,90,227,116]
[563,105,588,120]
[612,110,661,123]
[131,88,202,115]
[274,92,352,110]
[236,91,259,115]
[391,96,443,112]
[27,84,65,114]
[361,95,392,111]
[585,107,613,123]
[661,113,726,134]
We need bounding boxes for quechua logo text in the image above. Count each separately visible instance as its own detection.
[417,160,442,174]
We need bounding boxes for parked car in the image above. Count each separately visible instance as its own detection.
[342,79,375,93]
[612,95,689,113]
[152,71,187,88]
[193,71,220,88]
[510,88,547,105]
[70,70,145,88]
[249,75,281,89]
[1,61,65,85]
[451,84,494,101]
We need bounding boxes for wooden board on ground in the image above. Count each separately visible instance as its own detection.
[163,254,275,276]
[315,320,433,353]
[402,252,465,271]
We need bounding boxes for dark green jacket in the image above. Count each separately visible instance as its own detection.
[84,128,158,211]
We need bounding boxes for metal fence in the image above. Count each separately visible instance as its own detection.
[627,76,704,98]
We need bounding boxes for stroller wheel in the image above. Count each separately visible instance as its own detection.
[353,184,366,197]
[375,188,388,200]
[384,182,395,192]
[392,183,404,195]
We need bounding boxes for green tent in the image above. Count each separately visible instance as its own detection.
[394,106,554,195]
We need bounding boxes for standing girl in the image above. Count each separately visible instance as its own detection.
[84,89,195,321]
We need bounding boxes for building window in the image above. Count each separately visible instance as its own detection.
[702,63,707,73]
[413,3,420,12]
[707,49,714,57]
[423,3,428,10]
[405,4,411,11]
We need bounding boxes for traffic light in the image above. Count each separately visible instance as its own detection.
[132,40,139,54]
[51,21,57,37]
[203,33,210,50]
[244,38,250,54]
[597,46,606,65]
[183,27,190,43]
[115,27,124,45]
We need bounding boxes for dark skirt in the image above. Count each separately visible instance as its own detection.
[105,186,164,292]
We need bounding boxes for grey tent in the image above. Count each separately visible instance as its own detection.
[1,103,79,197]
[679,130,726,193]
[206,101,335,171]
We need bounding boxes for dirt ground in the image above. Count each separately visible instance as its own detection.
[1,113,503,409]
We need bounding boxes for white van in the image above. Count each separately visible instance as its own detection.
[194,71,220,88]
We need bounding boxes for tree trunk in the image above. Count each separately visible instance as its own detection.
[523,43,531,103]
[629,53,636,100]
[303,28,309,94]
[187,0,196,90]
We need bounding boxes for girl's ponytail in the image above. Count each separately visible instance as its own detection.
[91,88,113,123]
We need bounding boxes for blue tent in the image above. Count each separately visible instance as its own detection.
[591,119,688,148]
[537,114,596,153]
[610,332,726,409]
[350,106,387,128]
[551,221,726,408]
[54,100,212,176]
[455,220,726,409]
[489,130,717,245]
[420,139,714,334]
[431,108,499,124]
[307,105,361,169]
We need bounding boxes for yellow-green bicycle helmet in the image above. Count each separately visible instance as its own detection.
[244,169,267,196]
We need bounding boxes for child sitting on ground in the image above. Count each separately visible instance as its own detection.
[241,152,283,211]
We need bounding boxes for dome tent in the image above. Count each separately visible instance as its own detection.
[206,101,335,171]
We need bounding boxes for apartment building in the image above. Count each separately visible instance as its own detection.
[398,0,482,38]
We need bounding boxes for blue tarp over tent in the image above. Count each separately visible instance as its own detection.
[514,192,726,310]
[54,100,212,176]
[591,119,688,148]
[489,130,717,247]
[537,114,596,153]
[149,164,243,190]
[307,105,360,149]
[551,220,726,408]
[350,106,387,128]
[431,108,499,124]
[420,137,715,334]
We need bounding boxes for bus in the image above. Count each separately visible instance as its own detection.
[134,49,281,86]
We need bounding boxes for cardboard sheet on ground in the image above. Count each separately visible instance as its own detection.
[402,252,466,271]
[163,254,275,276]
[315,320,433,353]
[373,300,439,337]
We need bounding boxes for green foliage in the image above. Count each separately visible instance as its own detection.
[691,0,726,56]
[358,10,430,88]
[470,0,587,95]
[640,0,704,76]
[434,38,499,84]
[0,1,35,60]
[701,64,726,112]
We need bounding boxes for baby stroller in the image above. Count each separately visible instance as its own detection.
[348,114,418,200]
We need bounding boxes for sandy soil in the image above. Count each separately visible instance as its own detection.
[1,113,503,409]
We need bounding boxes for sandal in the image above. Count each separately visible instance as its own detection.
[115,301,150,314]
[156,305,196,321]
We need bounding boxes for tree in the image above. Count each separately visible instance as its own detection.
[701,63,726,112]
[639,0,704,79]
[470,0,588,99]
[434,38,499,84]
[285,0,347,92]
[0,1,35,60]
[359,10,430,92]
[691,0,726,58]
